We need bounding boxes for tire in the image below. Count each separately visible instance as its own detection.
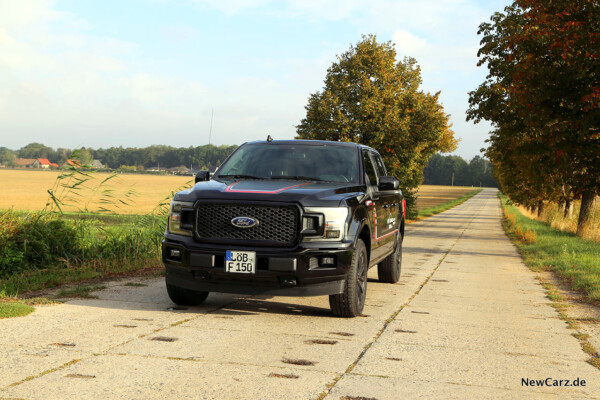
[378,233,403,284]
[329,239,368,317]
[166,282,209,306]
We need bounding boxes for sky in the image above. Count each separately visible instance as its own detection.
[0,0,507,159]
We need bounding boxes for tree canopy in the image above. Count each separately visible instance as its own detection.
[468,0,600,233]
[423,154,497,188]
[1,143,237,171]
[296,35,457,216]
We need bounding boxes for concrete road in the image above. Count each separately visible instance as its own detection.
[1,189,598,399]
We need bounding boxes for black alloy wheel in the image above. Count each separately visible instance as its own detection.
[329,239,368,317]
[378,232,403,284]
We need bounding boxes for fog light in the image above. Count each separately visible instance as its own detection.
[166,247,182,262]
[319,256,336,267]
[325,230,340,239]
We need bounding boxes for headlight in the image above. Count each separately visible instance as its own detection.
[168,200,194,236]
[303,206,349,242]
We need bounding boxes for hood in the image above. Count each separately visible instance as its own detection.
[173,179,365,207]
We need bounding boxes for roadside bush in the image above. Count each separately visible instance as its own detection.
[523,229,537,244]
[0,211,86,276]
[506,213,517,227]
[0,210,165,279]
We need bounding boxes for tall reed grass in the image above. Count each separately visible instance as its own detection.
[0,155,193,295]
[518,201,600,243]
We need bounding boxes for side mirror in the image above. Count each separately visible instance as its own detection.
[378,176,399,191]
[195,170,211,183]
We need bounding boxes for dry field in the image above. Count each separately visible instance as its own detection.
[0,170,477,214]
[0,169,192,214]
[416,185,479,209]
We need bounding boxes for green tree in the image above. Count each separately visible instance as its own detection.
[0,147,16,166]
[296,35,457,215]
[75,148,93,165]
[18,143,57,161]
[468,0,600,234]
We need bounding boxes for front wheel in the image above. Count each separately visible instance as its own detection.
[166,282,209,306]
[378,233,402,283]
[329,239,368,317]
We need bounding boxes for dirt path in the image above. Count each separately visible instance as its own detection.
[1,189,597,399]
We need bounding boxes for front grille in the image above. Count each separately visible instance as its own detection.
[194,203,300,245]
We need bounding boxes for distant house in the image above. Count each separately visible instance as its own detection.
[14,158,37,168]
[33,158,58,169]
[63,159,82,168]
[90,160,104,169]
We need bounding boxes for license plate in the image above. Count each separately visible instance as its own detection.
[225,251,256,274]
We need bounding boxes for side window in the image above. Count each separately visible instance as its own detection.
[362,150,378,186]
[371,152,387,177]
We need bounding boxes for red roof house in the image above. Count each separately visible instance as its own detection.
[34,158,56,169]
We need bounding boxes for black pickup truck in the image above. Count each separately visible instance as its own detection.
[162,139,405,317]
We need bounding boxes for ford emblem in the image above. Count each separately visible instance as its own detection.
[231,216,259,228]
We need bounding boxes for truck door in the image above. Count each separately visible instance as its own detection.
[369,151,398,259]
[362,149,389,264]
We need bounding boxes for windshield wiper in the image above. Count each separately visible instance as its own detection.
[216,174,265,180]
[270,175,326,182]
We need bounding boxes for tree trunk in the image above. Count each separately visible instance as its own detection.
[537,201,544,218]
[564,199,574,219]
[531,206,537,215]
[577,190,597,236]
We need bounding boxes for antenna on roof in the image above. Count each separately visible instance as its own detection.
[208,108,214,145]
[267,135,273,142]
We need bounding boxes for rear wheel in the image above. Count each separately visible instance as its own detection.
[329,239,368,317]
[378,233,402,283]
[166,282,209,306]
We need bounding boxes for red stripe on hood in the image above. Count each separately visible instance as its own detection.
[225,181,311,194]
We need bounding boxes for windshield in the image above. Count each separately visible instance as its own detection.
[216,143,360,184]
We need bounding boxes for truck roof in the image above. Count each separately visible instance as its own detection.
[244,139,377,152]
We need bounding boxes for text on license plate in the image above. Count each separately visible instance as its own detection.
[225,251,256,274]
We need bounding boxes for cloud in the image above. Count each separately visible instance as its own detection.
[161,25,200,42]
[189,0,273,16]
[392,30,428,57]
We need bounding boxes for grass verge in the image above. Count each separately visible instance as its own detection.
[500,193,600,301]
[0,301,35,319]
[413,188,483,220]
[0,260,163,296]
[0,291,60,319]
[500,193,600,369]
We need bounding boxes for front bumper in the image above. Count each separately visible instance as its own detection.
[162,233,354,297]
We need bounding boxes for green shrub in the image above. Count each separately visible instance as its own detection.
[0,210,165,279]
[0,211,86,276]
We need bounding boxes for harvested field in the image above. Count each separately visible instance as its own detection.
[416,185,479,209]
[0,169,192,214]
[0,170,478,215]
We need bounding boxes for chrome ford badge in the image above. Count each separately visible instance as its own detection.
[231,216,258,228]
